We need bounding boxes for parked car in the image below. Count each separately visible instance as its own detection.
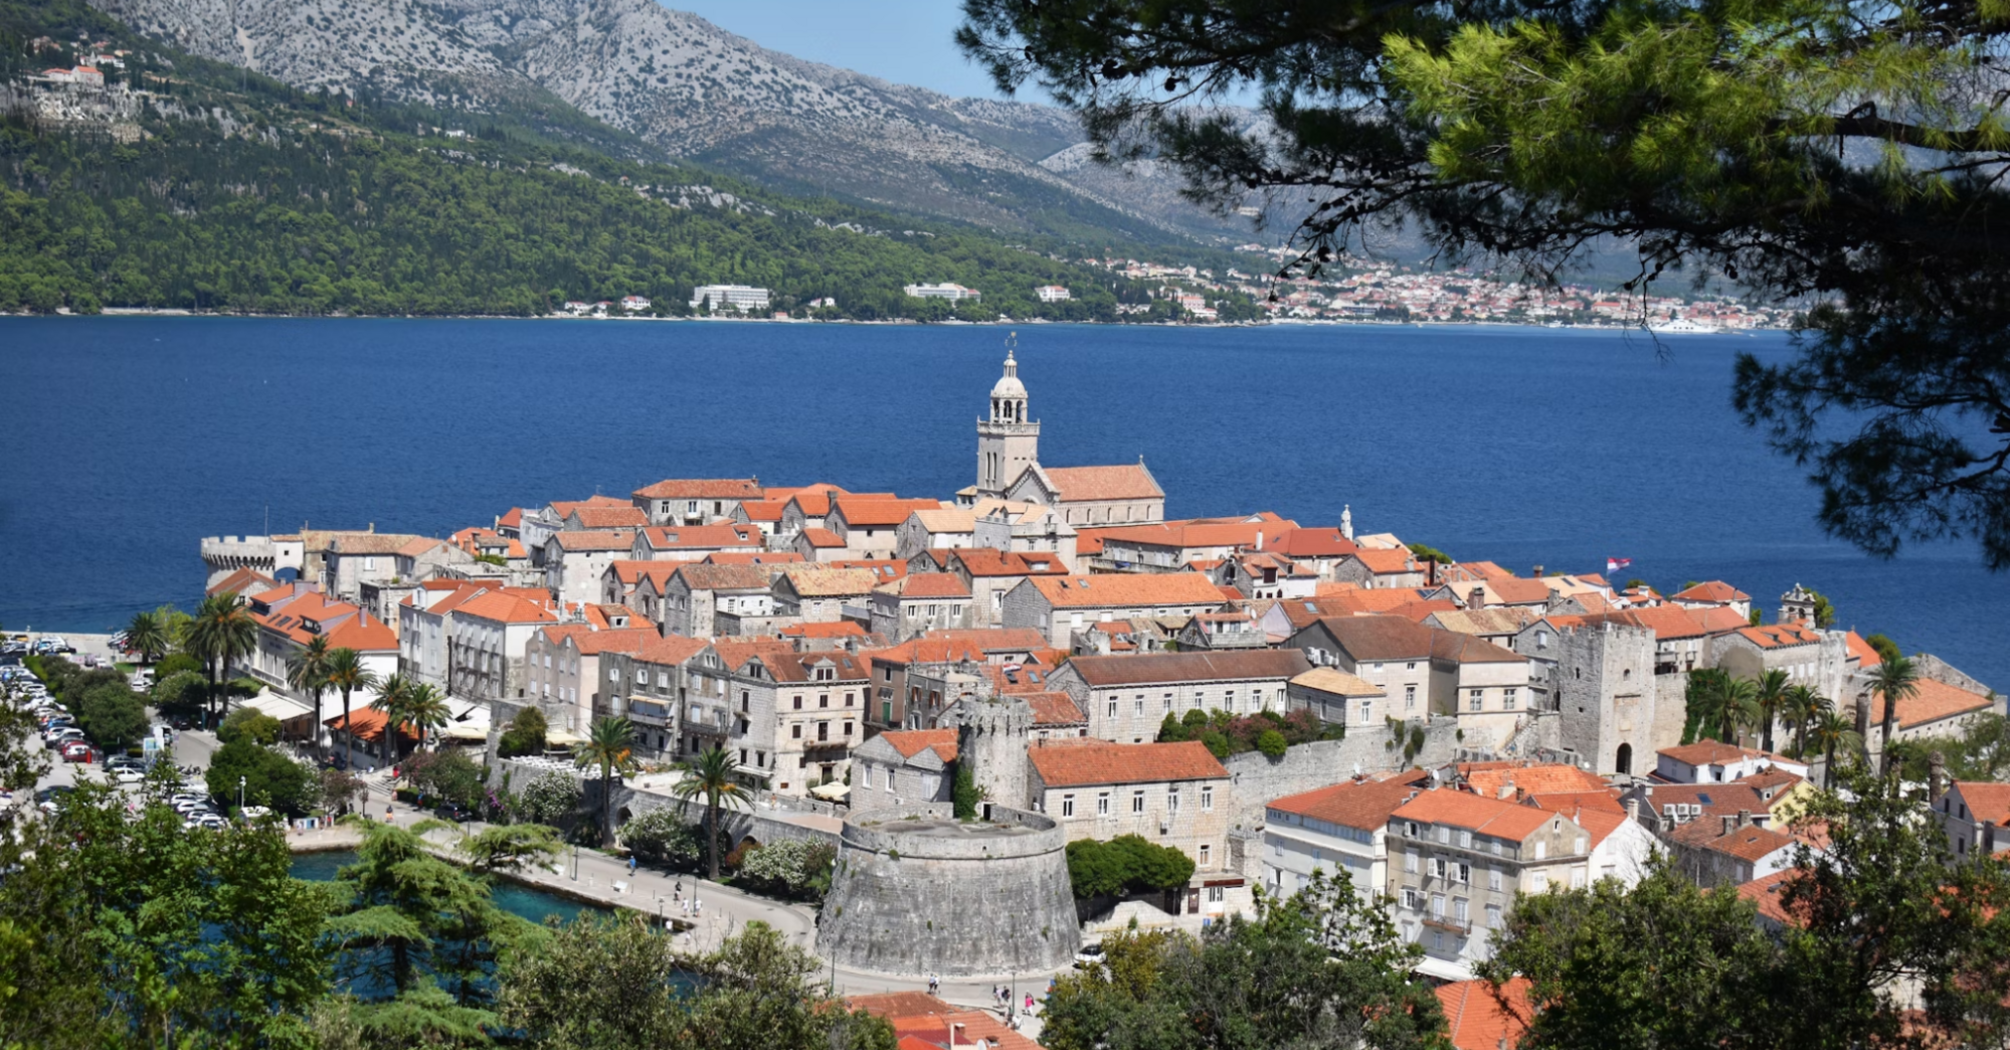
[62,743,94,763]
[113,768,145,785]
[1074,943,1106,969]
[433,801,476,822]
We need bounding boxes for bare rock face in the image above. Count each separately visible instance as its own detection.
[86,0,1254,243]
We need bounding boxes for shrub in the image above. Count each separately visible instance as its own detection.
[497,707,548,758]
[206,740,312,815]
[733,839,838,899]
[401,749,484,807]
[218,707,282,746]
[1180,708,1209,733]
[619,808,702,868]
[1066,835,1196,900]
[316,767,367,814]
[153,653,202,681]
[1199,730,1230,759]
[516,771,583,826]
[152,670,208,719]
[952,761,981,820]
[77,681,148,752]
[1157,712,1188,742]
[1256,729,1288,759]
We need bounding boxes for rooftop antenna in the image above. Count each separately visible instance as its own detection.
[1004,330,1017,349]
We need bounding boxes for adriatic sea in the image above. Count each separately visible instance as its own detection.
[0,317,2001,689]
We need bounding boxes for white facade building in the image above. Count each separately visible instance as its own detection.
[690,285,772,313]
[904,282,982,301]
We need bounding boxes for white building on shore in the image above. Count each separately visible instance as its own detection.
[691,285,772,313]
[905,282,981,302]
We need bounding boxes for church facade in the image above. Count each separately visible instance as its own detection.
[957,350,1167,526]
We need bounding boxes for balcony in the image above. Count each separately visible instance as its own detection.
[1422,915,1472,934]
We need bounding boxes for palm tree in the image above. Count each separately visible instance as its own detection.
[575,716,640,848]
[673,744,751,879]
[1808,709,1863,788]
[286,635,335,753]
[1699,674,1760,746]
[1785,684,1827,757]
[1870,656,1921,777]
[369,673,413,766]
[402,683,451,759]
[1753,669,1790,754]
[186,591,257,728]
[323,648,378,774]
[125,609,168,666]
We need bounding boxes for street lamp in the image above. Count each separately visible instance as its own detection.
[238,775,246,814]
[571,843,579,881]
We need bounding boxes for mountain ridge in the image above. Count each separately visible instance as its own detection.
[87,0,1258,247]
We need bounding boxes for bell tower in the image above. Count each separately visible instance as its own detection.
[976,346,1040,499]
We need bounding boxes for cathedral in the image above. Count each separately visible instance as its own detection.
[955,349,1166,526]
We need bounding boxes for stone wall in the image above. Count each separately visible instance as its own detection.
[820,802,1077,977]
[1915,654,1997,697]
[494,759,841,853]
[1218,717,1463,831]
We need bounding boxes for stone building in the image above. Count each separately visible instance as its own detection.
[519,625,657,734]
[866,573,973,641]
[1263,769,1431,903]
[1543,618,1659,776]
[723,648,870,797]
[956,349,1167,524]
[598,635,711,758]
[661,563,775,638]
[1286,667,1389,730]
[1385,789,1599,980]
[772,566,882,623]
[848,728,958,811]
[541,531,636,607]
[1043,649,1313,744]
[1003,571,1227,648]
[910,547,1069,627]
[520,497,629,567]
[630,478,765,525]
[1932,780,2010,860]
[321,531,428,602]
[1027,739,1235,900]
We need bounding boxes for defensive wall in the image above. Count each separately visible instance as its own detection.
[1218,716,1464,830]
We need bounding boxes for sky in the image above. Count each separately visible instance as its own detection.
[671,0,1009,99]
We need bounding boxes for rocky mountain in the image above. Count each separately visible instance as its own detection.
[89,0,1257,247]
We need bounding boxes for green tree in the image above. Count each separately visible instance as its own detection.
[1753,669,1790,755]
[1406,542,1453,565]
[618,807,703,868]
[499,914,685,1050]
[1042,870,1446,1050]
[952,759,981,820]
[1888,713,2010,784]
[457,823,564,875]
[216,705,282,746]
[1783,684,1828,758]
[1865,633,1904,667]
[1065,835,1197,900]
[75,680,148,752]
[677,922,897,1050]
[286,633,335,754]
[516,770,585,827]
[498,706,549,758]
[1256,728,1289,758]
[185,590,256,727]
[403,682,451,756]
[1808,709,1863,789]
[575,716,639,848]
[1869,657,1923,777]
[124,607,168,665]
[323,647,378,774]
[151,668,209,722]
[206,738,313,814]
[959,0,2010,568]
[673,744,751,880]
[1157,711,1189,742]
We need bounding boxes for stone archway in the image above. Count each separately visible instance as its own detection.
[1615,743,1633,776]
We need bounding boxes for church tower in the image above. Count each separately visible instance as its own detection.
[975,348,1040,499]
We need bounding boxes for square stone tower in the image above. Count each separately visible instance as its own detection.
[1553,620,1660,775]
[975,349,1041,499]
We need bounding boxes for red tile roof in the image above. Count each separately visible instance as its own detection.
[634,635,711,666]
[1301,615,1435,661]
[455,590,560,625]
[1270,527,1360,558]
[1844,630,1883,668]
[1023,691,1085,725]
[1436,978,1532,1050]
[670,563,775,591]
[1675,580,1750,603]
[569,505,650,529]
[1736,869,1810,927]
[706,551,804,565]
[1735,623,1821,649]
[1390,789,1563,842]
[565,627,659,656]
[781,620,869,639]
[833,497,944,527]
[1028,572,1226,609]
[1896,678,1996,730]
[323,612,397,652]
[1043,464,1164,501]
[1353,549,1420,575]
[881,574,972,599]
[1670,820,1796,862]
[630,478,763,500]
[1027,740,1228,787]
[1951,782,2010,825]
[1065,649,1312,687]
[946,548,1068,577]
[636,524,762,550]
[799,527,845,548]
[879,728,959,763]
[1269,770,1430,830]
[551,530,636,552]
[1460,763,1609,799]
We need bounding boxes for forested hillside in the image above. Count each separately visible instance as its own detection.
[0,0,1243,320]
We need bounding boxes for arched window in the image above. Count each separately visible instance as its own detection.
[1615,743,1633,775]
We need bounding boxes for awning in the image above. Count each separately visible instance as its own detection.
[545,730,587,747]
[1411,956,1476,983]
[441,722,491,741]
[242,690,311,722]
[808,782,850,801]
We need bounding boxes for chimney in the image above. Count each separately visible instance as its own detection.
[1469,586,1485,610]
[1721,814,1736,836]
[1625,796,1640,822]
[950,1023,965,1049]
[1532,564,1544,578]
[1737,808,1751,828]
[1498,783,1514,800]
[1255,530,1265,551]
[1929,750,1948,802]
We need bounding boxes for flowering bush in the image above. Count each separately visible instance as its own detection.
[516,771,583,826]
[620,808,703,868]
[733,838,838,900]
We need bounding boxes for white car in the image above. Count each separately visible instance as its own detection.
[113,768,144,785]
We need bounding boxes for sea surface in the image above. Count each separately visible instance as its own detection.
[0,317,2001,688]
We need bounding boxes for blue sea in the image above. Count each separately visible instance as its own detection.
[0,318,2001,688]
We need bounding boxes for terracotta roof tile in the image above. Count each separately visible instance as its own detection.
[879,574,972,599]
[1675,580,1751,602]
[1067,649,1312,687]
[630,478,763,500]
[779,566,884,597]
[1269,769,1431,830]
[637,524,762,550]
[780,621,869,639]
[1670,820,1796,862]
[799,527,845,548]
[1042,464,1164,502]
[1390,788,1565,841]
[1436,978,1532,1050]
[569,506,650,529]
[1028,740,1228,787]
[1844,630,1883,668]
[1024,691,1085,725]
[634,635,711,666]
[946,548,1068,577]
[671,563,776,591]
[1302,614,1435,661]
[834,497,945,528]
[323,612,397,652]
[1460,763,1610,799]
[551,530,636,552]
[1897,679,1997,730]
[1736,869,1810,927]
[1029,573,1226,609]
[879,729,959,763]
[1735,623,1822,649]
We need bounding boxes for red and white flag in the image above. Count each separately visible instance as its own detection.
[1606,557,1633,574]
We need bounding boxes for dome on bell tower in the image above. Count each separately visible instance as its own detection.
[990,348,1027,400]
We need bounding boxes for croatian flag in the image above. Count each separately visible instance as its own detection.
[1606,557,1633,574]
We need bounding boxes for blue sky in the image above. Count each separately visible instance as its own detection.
[673,0,1009,98]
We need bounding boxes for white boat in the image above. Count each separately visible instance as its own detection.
[1648,318,1721,334]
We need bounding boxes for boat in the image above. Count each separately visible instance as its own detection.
[1648,318,1721,334]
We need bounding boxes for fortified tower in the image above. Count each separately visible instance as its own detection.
[974,349,1040,499]
[945,694,1035,808]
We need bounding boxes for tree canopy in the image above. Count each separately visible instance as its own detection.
[959,0,2010,567]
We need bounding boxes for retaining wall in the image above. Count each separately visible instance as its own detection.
[1218,717,1463,830]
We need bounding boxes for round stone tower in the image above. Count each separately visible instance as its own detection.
[946,695,1034,809]
[820,802,1078,976]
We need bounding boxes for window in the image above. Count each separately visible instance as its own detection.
[1107,700,1118,718]
[1504,688,1519,709]
[1206,885,1223,903]
[1453,862,1470,883]
[1487,905,1502,929]
[1437,825,1451,845]
[1201,786,1214,812]
[1401,888,1421,910]
[1405,852,1418,873]
[819,694,829,709]
[608,667,619,682]
[1404,685,1416,711]
[1431,894,1446,919]
[1428,858,1446,878]
[792,724,802,739]
[1488,867,1502,892]
[1134,697,1144,715]
[1168,789,1180,814]
[1132,791,1146,814]
[1273,839,1284,857]
[1359,699,1373,724]
[1534,840,1548,860]
[845,692,855,707]
[1097,793,1110,816]
[843,721,853,736]
[793,695,802,710]
[1198,843,1211,868]
[1468,689,1485,712]
[817,722,829,741]
[1459,830,1472,849]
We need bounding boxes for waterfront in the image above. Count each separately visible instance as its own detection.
[0,317,2001,687]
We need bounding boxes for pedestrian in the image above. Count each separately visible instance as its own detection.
[695,899,702,917]
[1025,993,1034,1014]
[629,855,637,876]
[928,974,938,996]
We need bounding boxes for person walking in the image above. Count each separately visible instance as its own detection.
[928,974,939,996]
[628,855,637,877]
